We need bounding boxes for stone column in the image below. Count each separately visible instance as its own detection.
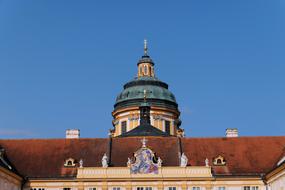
[181,182,188,190]
[77,182,84,190]
[205,185,213,190]
[157,182,164,190]
[102,182,108,190]
[125,182,132,190]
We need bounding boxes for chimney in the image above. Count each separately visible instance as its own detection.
[225,128,238,137]
[66,129,80,139]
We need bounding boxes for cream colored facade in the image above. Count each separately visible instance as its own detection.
[0,166,22,190]
[266,162,285,190]
[25,166,269,190]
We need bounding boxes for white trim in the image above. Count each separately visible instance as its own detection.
[277,156,285,166]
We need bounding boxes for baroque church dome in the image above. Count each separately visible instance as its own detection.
[114,74,178,111]
[111,41,183,137]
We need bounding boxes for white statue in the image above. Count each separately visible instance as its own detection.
[102,153,108,168]
[180,153,188,167]
[157,157,162,167]
[141,137,148,148]
[205,158,209,167]
[127,157,132,167]
[79,159,83,168]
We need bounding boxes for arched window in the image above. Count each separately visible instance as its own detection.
[64,158,76,167]
[144,65,148,75]
[216,159,222,164]
[213,155,226,166]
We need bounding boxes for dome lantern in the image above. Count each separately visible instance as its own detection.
[137,39,155,78]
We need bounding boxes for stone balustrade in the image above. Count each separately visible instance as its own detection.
[77,166,212,179]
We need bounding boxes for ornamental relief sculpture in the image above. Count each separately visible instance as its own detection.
[127,138,162,174]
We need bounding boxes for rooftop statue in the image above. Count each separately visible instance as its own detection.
[102,153,108,168]
[180,153,188,167]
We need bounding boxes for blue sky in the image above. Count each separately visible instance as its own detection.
[0,1,284,139]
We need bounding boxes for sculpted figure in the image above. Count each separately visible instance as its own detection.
[102,153,108,168]
[127,157,132,167]
[180,153,188,167]
[205,158,209,167]
[79,159,83,168]
[157,157,162,167]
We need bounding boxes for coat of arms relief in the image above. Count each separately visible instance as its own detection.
[128,138,162,174]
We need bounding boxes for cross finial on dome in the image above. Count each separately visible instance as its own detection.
[144,39,148,55]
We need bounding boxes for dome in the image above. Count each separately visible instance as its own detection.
[114,76,178,111]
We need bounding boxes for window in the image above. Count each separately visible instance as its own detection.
[144,65,148,75]
[192,187,200,190]
[64,158,76,167]
[137,187,152,190]
[218,187,225,190]
[168,187,177,190]
[121,121,127,133]
[165,120,171,134]
[213,155,226,166]
[243,186,258,190]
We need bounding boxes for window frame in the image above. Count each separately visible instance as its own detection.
[164,120,171,134]
[121,120,127,134]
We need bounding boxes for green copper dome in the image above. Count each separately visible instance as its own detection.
[114,42,179,112]
[114,76,178,110]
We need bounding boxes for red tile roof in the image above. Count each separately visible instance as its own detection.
[181,136,285,176]
[0,136,284,178]
[0,138,108,178]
